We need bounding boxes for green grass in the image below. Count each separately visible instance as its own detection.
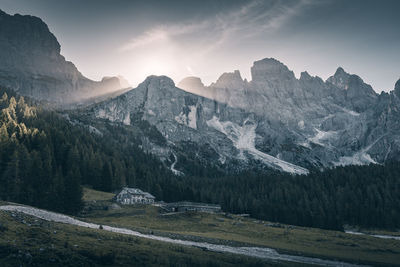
[1,209,292,267]
[82,187,115,202]
[80,188,400,266]
[3,188,396,266]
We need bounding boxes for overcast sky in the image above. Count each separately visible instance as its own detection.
[1,0,399,92]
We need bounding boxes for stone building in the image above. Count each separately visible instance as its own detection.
[162,201,221,213]
[114,187,155,205]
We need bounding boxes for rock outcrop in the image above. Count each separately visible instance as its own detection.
[177,77,209,98]
[91,57,400,175]
[0,9,124,104]
[394,79,400,98]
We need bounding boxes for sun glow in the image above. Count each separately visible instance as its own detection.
[125,53,182,87]
[120,31,191,87]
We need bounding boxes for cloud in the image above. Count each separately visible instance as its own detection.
[120,28,168,51]
[120,0,316,53]
[118,0,321,86]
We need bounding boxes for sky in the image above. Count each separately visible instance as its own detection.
[1,0,399,92]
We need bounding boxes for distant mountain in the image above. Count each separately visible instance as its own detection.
[0,9,126,104]
[1,8,399,175]
[89,58,400,175]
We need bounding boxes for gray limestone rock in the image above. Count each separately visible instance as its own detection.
[0,9,124,104]
[91,58,400,175]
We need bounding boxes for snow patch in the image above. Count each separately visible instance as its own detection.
[335,151,377,166]
[206,116,309,175]
[335,137,382,166]
[297,120,305,130]
[308,128,337,147]
[341,107,360,116]
[123,113,131,125]
[298,141,311,149]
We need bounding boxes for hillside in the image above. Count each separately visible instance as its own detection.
[1,191,400,266]
[0,9,125,104]
[0,204,270,266]
[0,3,399,266]
[1,87,400,231]
[90,68,400,176]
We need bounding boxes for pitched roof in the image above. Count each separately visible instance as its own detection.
[124,187,144,194]
[143,192,155,199]
[118,187,155,199]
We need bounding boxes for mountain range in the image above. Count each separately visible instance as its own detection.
[1,9,400,175]
[0,9,127,104]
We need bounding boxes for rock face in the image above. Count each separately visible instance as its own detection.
[93,75,309,175]
[327,67,377,112]
[91,58,400,175]
[177,77,207,97]
[3,8,398,175]
[394,79,400,97]
[0,9,123,104]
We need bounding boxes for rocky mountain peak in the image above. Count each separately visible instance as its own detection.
[326,67,350,89]
[334,67,346,76]
[393,79,400,97]
[100,75,130,89]
[347,75,376,95]
[300,71,312,81]
[178,76,205,91]
[213,70,244,89]
[251,58,295,82]
[117,75,131,88]
[340,74,377,112]
[0,9,8,17]
[0,9,124,104]
[327,67,376,96]
[90,56,400,176]
[101,76,122,88]
[0,10,61,62]
[142,75,175,89]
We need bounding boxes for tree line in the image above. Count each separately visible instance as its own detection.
[0,87,399,230]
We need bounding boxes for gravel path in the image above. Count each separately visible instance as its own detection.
[1,205,368,267]
[345,230,400,241]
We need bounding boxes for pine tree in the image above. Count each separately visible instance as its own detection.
[64,166,83,214]
[100,162,112,192]
[0,124,8,142]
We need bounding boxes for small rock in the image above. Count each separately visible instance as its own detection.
[109,203,121,210]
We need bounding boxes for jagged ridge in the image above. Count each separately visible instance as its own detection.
[90,58,400,175]
[0,9,125,104]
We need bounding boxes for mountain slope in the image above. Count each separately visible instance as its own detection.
[90,75,309,174]
[0,9,125,104]
[2,87,400,231]
[2,8,400,175]
[88,58,400,174]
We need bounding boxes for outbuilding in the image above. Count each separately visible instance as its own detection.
[163,201,221,213]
